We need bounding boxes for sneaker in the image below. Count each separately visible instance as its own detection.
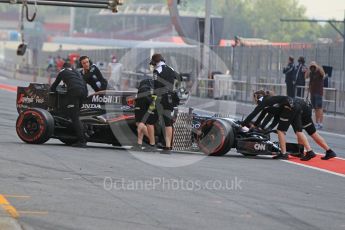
[300,150,316,161]
[143,144,157,152]
[71,142,87,148]
[132,144,144,151]
[160,147,172,154]
[321,149,336,160]
[290,152,304,158]
[272,153,289,160]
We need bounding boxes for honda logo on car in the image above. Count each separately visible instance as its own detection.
[254,143,266,151]
[92,95,121,104]
[82,104,101,109]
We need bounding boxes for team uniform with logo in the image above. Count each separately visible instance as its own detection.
[242,95,293,132]
[255,98,316,135]
[153,61,180,127]
[135,79,157,125]
[50,67,88,144]
[80,64,108,92]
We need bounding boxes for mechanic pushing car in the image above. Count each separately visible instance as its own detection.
[79,55,108,92]
[241,90,312,160]
[133,78,157,151]
[254,96,337,161]
[50,62,88,147]
[150,53,180,154]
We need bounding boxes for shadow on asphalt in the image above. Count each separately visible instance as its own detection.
[11,141,276,160]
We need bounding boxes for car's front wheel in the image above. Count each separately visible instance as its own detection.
[197,119,235,156]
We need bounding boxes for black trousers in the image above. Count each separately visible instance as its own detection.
[286,82,295,98]
[66,91,86,143]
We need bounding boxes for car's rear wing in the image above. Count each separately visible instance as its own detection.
[16,83,50,113]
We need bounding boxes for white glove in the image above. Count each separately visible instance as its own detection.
[241,126,249,132]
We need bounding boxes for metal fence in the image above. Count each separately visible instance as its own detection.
[227,44,345,90]
[197,78,341,115]
[1,42,345,115]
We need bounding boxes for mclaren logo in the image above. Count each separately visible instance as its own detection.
[92,95,121,104]
[254,143,266,151]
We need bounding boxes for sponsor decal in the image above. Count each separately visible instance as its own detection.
[92,95,121,104]
[18,95,45,104]
[192,121,201,129]
[107,114,135,123]
[82,104,102,109]
[254,143,266,151]
[22,96,34,103]
[120,105,132,110]
[17,93,24,104]
[35,96,44,103]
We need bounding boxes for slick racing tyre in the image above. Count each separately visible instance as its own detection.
[197,119,235,156]
[16,108,54,144]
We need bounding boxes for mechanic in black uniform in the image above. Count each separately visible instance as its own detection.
[150,53,180,154]
[254,97,337,160]
[241,90,309,159]
[251,97,316,160]
[50,62,88,147]
[133,78,157,151]
[79,56,108,92]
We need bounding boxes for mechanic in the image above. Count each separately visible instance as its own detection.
[79,56,108,92]
[241,90,309,160]
[150,53,180,154]
[133,78,157,151]
[50,62,88,147]
[254,97,337,160]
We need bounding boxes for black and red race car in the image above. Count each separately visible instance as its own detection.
[15,83,302,156]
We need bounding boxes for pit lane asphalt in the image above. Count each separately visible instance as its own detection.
[0,78,345,230]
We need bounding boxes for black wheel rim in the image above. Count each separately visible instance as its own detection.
[17,111,45,142]
[22,115,41,136]
[199,123,224,154]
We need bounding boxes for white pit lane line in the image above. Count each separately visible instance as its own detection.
[282,159,345,178]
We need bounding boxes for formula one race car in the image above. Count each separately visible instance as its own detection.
[16,83,302,156]
[190,113,286,156]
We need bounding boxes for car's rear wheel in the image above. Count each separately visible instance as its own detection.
[16,108,54,144]
[197,119,234,156]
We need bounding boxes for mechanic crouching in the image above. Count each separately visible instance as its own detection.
[150,53,180,154]
[50,62,88,148]
[254,97,337,160]
[241,90,310,159]
[79,55,108,92]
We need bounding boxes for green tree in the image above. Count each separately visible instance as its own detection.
[247,0,321,41]
[214,0,253,38]
[319,22,343,42]
[213,0,325,42]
